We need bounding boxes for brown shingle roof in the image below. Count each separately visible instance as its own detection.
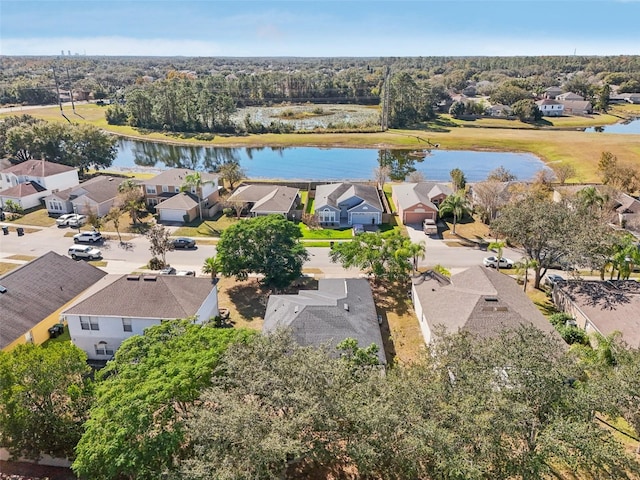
[63,274,216,319]
[229,184,299,214]
[1,159,75,176]
[0,252,107,349]
[0,181,47,197]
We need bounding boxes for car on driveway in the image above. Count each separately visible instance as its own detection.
[160,266,177,275]
[68,245,102,260]
[172,237,196,249]
[68,215,88,228]
[483,256,514,269]
[56,213,77,226]
[544,274,565,288]
[73,231,103,243]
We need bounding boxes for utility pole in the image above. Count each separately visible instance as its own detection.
[51,65,70,123]
[65,64,77,115]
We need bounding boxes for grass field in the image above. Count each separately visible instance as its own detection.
[4,103,640,183]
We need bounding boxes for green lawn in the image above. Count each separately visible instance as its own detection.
[173,213,240,237]
[299,224,354,239]
[306,198,315,214]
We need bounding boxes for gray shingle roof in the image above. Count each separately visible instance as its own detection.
[315,183,382,211]
[72,176,121,204]
[413,266,558,339]
[63,274,216,319]
[1,159,75,176]
[263,278,386,363]
[0,252,107,349]
[228,184,299,214]
[392,182,453,211]
[156,191,199,209]
[0,181,47,197]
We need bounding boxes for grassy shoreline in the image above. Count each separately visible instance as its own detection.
[3,103,640,183]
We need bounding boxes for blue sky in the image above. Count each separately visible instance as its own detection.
[1,0,639,57]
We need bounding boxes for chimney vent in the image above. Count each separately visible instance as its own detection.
[343,303,349,311]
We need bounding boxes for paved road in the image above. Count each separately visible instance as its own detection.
[0,221,523,277]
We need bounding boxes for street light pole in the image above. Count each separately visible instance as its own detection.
[73,205,80,233]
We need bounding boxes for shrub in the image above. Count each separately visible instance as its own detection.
[223,208,234,217]
[148,256,166,270]
[550,312,573,329]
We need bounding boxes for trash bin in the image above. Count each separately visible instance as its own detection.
[1,226,8,235]
[16,227,24,236]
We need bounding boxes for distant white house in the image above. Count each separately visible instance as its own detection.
[0,160,79,210]
[535,99,564,117]
[62,274,219,360]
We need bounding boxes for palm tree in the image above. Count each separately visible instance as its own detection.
[181,172,217,221]
[514,257,538,292]
[118,179,144,225]
[202,256,222,283]
[488,240,505,272]
[438,193,471,235]
[395,240,426,273]
[576,186,607,212]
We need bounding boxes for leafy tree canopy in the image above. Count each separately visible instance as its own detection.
[0,343,93,460]
[217,214,309,290]
[72,320,255,480]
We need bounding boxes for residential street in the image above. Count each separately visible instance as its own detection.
[0,221,523,277]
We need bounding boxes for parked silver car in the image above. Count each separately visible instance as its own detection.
[68,245,102,260]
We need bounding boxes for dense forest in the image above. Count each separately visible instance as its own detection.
[1,55,639,133]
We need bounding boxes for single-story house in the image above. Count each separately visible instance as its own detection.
[412,266,559,344]
[263,278,386,364]
[553,280,640,347]
[391,182,453,225]
[0,251,107,352]
[535,99,564,116]
[62,273,220,360]
[0,181,47,210]
[140,169,220,223]
[44,175,122,217]
[226,184,300,218]
[314,183,383,226]
[543,86,562,99]
[556,92,584,102]
[487,103,513,117]
[609,93,640,104]
[0,159,79,210]
[560,100,593,115]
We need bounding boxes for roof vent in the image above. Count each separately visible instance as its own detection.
[143,275,157,281]
[294,306,298,313]
[0,285,7,294]
[126,275,140,281]
[484,297,498,302]
[343,303,349,311]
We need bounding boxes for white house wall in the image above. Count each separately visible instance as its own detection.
[65,314,160,360]
[40,170,80,191]
[0,192,43,210]
[411,284,432,344]
[195,286,220,322]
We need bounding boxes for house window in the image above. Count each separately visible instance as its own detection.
[90,318,99,331]
[50,200,63,211]
[319,208,335,223]
[25,330,34,343]
[146,186,157,194]
[176,187,181,193]
[95,341,114,356]
[162,185,169,193]
[147,198,158,207]
[80,316,90,330]
[122,318,132,332]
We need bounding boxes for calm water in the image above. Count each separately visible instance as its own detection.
[113,138,549,182]
[583,117,640,134]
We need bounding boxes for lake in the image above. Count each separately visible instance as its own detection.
[113,138,549,182]
[583,117,640,134]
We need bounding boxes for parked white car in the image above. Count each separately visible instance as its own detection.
[483,256,514,269]
[68,215,88,228]
[73,231,103,243]
[68,245,102,260]
[56,213,77,226]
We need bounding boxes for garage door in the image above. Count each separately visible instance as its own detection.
[159,209,186,222]
[350,212,378,225]
[404,211,435,224]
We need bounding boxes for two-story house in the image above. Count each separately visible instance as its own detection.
[0,159,79,210]
[535,99,565,117]
[62,273,220,360]
[140,169,220,223]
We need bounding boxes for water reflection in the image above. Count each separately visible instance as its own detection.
[115,138,548,181]
[582,117,640,134]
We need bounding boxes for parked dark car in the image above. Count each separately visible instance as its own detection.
[172,237,196,249]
